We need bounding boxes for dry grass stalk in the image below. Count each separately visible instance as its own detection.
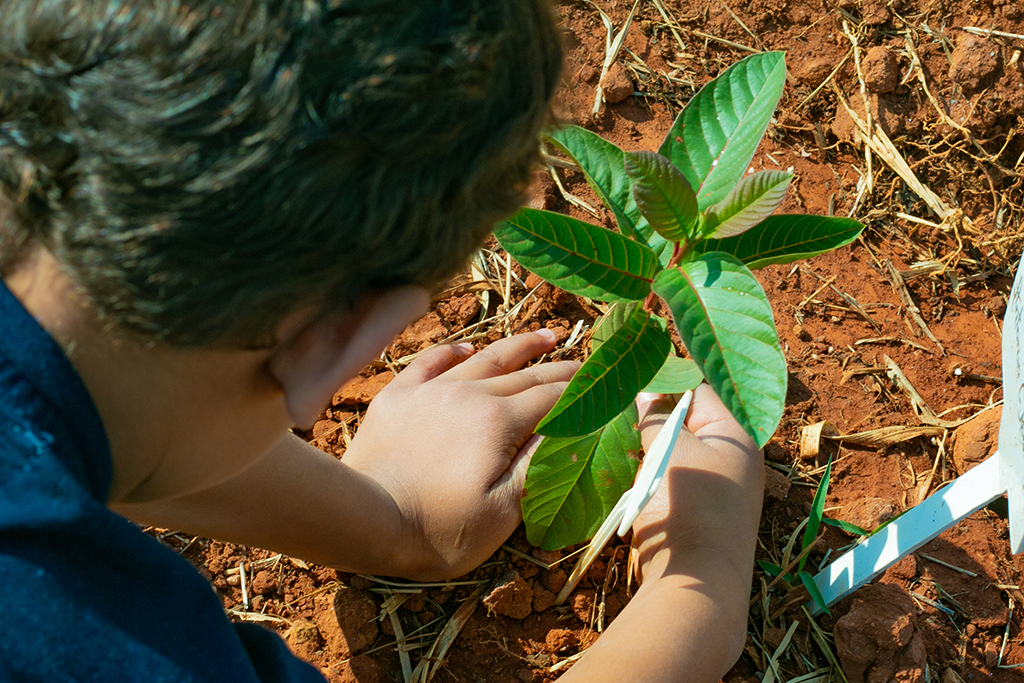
[882,355,980,428]
[842,21,875,194]
[830,82,958,222]
[963,26,1024,42]
[691,29,759,54]
[882,260,946,354]
[716,0,764,51]
[761,620,800,683]
[587,0,640,114]
[649,0,688,54]
[410,586,485,683]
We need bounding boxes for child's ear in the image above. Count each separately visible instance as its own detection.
[268,285,430,429]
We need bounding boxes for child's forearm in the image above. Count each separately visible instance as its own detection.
[112,433,414,575]
[558,546,752,683]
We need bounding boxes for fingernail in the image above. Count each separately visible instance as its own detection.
[456,342,475,353]
[635,391,667,414]
[536,328,556,342]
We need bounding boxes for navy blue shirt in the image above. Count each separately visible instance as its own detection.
[0,281,324,682]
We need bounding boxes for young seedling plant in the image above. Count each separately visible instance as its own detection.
[494,51,864,553]
[758,459,833,615]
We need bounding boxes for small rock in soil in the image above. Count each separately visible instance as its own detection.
[838,496,898,532]
[284,620,323,661]
[949,35,1001,92]
[764,466,792,501]
[483,571,534,620]
[313,586,379,658]
[546,628,580,652]
[571,592,595,625]
[984,639,999,669]
[527,172,558,211]
[791,56,833,86]
[600,62,634,103]
[835,584,926,683]
[952,407,1001,474]
[862,46,899,93]
[250,570,276,595]
[859,0,890,25]
[764,442,789,464]
[543,568,568,593]
[388,311,450,357]
[332,372,393,406]
[764,626,788,652]
[832,93,904,141]
[532,587,556,613]
[435,293,481,328]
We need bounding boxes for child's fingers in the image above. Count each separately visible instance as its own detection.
[481,359,579,396]
[446,329,556,380]
[504,381,572,433]
[489,433,542,499]
[388,342,474,387]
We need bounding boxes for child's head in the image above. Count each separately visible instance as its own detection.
[0,0,562,348]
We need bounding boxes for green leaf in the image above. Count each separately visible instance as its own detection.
[800,458,832,572]
[495,208,659,302]
[659,52,787,209]
[624,151,699,243]
[591,301,642,349]
[756,560,793,583]
[800,571,831,615]
[692,215,865,270]
[642,356,704,394]
[703,171,792,239]
[523,405,642,550]
[537,306,672,437]
[544,126,643,240]
[822,517,869,537]
[652,253,786,448]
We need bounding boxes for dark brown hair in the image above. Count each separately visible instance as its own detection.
[0,0,562,345]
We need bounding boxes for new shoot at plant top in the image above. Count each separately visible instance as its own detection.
[495,51,865,552]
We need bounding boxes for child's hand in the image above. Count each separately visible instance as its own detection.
[554,386,764,683]
[341,329,578,580]
[631,384,764,633]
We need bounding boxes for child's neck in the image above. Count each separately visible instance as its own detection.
[3,248,293,505]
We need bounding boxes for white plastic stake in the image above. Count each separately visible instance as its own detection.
[809,257,1024,614]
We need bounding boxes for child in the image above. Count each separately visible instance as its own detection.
[0,1,764,681]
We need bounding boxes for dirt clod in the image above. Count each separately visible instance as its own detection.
[545,628,579,652]
[859,0,890,25]
[985,639,1000,669]
[862,46,899,93]
[532,586,556,613]
[791,56,833,86]
[250,570,276,595]
[600,62,634,103]
[571,592,595,625]
[483,571,534,620]
[312,587,378,658]
[835,584,926,683]
[952,407,1001,474]
[949,35,1001,91]
[284,620,323,661]
[764,466,792,501]
[543,568,567,593]
[333,372,393,406]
